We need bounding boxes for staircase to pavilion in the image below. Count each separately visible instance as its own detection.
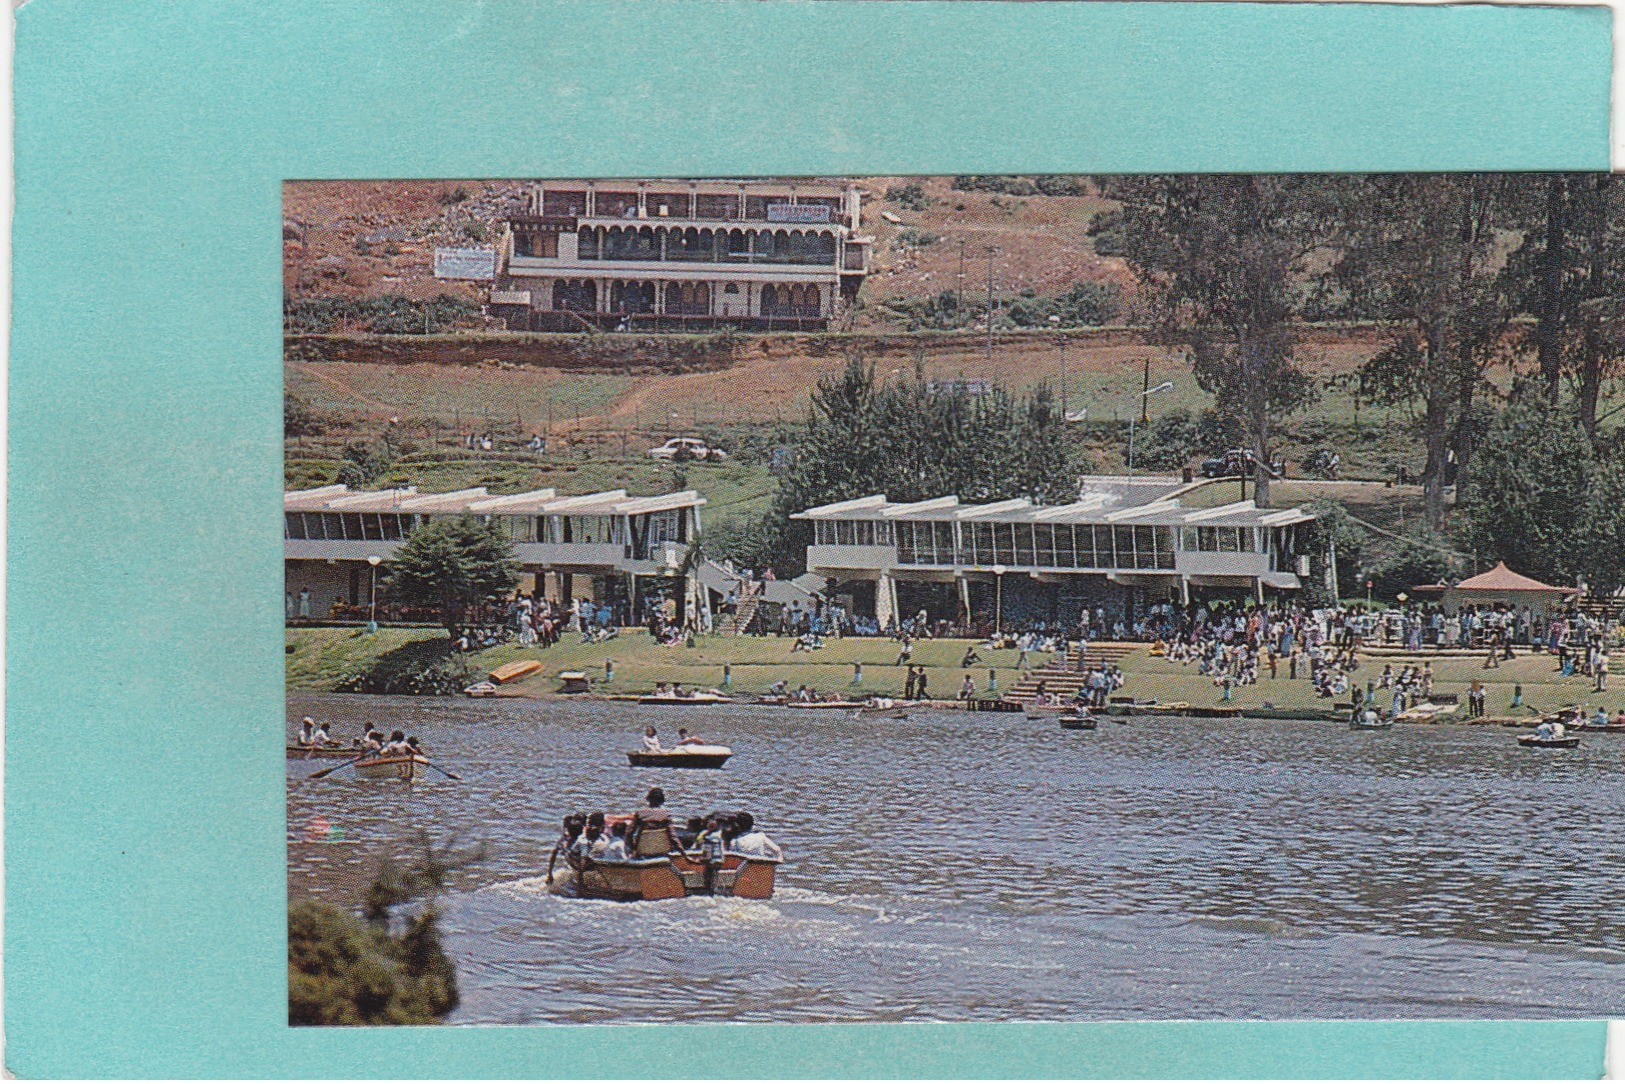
[1001,641,1148,704]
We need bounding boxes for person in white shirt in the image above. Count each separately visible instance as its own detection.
[727,812,784,860]
[311,721,331,746]
[641,725,661,753]
[597,822,630,862]
[298,717,316,746]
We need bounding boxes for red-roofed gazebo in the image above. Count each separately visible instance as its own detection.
[1440,562,1579,614]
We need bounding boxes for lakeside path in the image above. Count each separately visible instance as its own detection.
[287,627,1625,721]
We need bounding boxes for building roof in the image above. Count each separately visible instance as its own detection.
[1450,562,1578,594]
[285,484,704,516]
[791,477,1314,530]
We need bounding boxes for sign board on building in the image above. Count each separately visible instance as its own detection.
[513,215,579,233]
[433,247,497,280]
[767,204,832,224]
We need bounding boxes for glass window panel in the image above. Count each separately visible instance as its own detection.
[361,514,383,541]
[934,522,955,563]
[898,523,917,564]
[993,523,1014,564]
[1156,527,1175,569]
[1220,527,1240,552]
[285,512,305,540]
[1034,524,1055,567]
[321,512,343,540]
[1134,525,1155,569]
[1056,523,1076,567]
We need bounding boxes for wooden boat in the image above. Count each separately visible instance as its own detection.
[353,753,433,780]
[855,700,911,719]
[559,849,779,901]
[782,699,866,709]
[489,659,542,684]
[1024,702,1069,720]
[285,744,358,759]
[1059,713,1097,730]
[626,744,732,769]
[638,692,734,706]
[464,681,499,698]
[1518,734,1580,749]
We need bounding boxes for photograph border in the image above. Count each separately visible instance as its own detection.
[9,0,1616,1075]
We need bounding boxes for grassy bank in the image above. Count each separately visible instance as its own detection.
[287,627,1623,717]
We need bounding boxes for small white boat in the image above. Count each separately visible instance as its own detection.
[464,681,499,698]
[638,691,734,706]
[354,753,433,781]
[626,744,732,769]
[1024,702,1069,720]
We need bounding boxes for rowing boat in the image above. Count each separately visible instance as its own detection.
[558,849,779,901]
[1518,734,1580,749]
[285,744,358,759]
[354,753,433,780]
[626,744,732,769]
[782,699,866,709]
[1059,714,1097,730]
[1024,702,1069,720]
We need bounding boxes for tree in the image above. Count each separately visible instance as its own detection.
[1462,393,1599,588]
[1505,173,1625,436]
[1333,174,1517,528]
[1102,175,1331,506]
[383,514,518,642]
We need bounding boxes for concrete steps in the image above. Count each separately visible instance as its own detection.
[1003,641,1147,702]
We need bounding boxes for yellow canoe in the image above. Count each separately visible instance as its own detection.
[489,659,542,684]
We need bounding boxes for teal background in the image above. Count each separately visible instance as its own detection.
[8,0,1615,1076]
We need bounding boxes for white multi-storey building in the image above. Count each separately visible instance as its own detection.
[284,484,704,623]
[488,178,871,332]
[793,477,1319,629]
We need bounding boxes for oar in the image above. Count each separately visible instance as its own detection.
[308,755,366,780]
[419,759,462,781]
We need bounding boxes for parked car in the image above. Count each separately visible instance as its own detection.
[649,437,727,462]
[1200,448,1284,479]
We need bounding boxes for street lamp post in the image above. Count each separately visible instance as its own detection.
[1048,316,1067,422]
[992,565,1007,634]
[367,555,382,634]
[1126,381,1175,480]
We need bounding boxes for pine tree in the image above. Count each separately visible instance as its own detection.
[383,514,518,642]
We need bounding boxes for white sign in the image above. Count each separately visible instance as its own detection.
[433,247,496,280]
[766,204,832,224]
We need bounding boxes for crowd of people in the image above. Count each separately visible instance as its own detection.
[293,717,425,758]
[558,787,784,869]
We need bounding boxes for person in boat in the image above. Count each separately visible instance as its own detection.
[311,720,331,746]
[675,816,704,849]
[652,681,671,697]
[405,736,424,756]
[1592,707,1610,729]
[631,787,676,854]
[298,717,317,746]
[641,726,661,753]
[1534,720,1555,740]
[575,812,606,858]
[675,727,704,746]
[728,811,783,860]
[363,729,385,755]
[597,822,630,862]
[768,679,789,699]
[381,730,411,756]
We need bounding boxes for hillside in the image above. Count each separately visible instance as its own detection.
[281,176,1128,324]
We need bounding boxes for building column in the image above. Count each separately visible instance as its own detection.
[958,574,972,625]
[876,572,897,629]
[596,280,610,314]
[1180,574,1190,606]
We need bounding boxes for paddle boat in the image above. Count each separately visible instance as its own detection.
[626,744,732,769]
[1023,700,1070,721]
[1059,712,1097,730]
[1349,709,1393,731]
[463,680,499,698]
[1395,701,1458,723]
[354,752,435,780]
[854,697,911,720]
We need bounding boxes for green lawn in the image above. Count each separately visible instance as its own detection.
[287,627,1625,716]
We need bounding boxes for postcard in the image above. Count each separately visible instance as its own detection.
[9,0,1616,1076]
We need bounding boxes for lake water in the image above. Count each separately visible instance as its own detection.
[287,692,1625,1024]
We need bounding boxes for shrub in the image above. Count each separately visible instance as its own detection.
[884,183,930,211]
[285,393,324,437]
[1004,281,1122,327]
[461,221,489,242]
[289,901,458,1026]
[1087,210,1126,257]
[895,228,938,249]
[440,186,470,205]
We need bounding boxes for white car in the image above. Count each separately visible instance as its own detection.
[649,437,727,462]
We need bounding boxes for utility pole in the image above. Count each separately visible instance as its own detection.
[1059,333,1068,422]
[985,246,997,365]
[957,239,967,304]
[1141,355,1151,423]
